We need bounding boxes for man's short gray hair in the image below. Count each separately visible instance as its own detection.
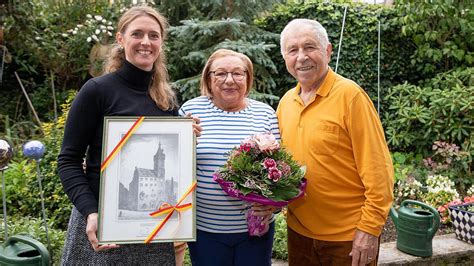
[280,19,330,55]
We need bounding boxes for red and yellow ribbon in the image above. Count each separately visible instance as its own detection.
[144,181,197,243]
[100,116,145,172]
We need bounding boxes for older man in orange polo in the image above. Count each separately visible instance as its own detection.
[276,18,394,266]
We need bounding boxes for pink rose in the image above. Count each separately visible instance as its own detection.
[263,158,276,169]
[267,167,282,182]
[255,132,279,152]
[242,136,257,148]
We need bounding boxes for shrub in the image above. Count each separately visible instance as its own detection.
[391,152,427,204]
[391,152,425,183]
[394,176,424,205]
[395,0,474,77]
[382,68,474,154]
[272,212,288,260]
[423,141,472,192]
[0,215,66,266]
[2,92,76,230]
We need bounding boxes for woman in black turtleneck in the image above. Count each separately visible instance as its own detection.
[58,6,178,265]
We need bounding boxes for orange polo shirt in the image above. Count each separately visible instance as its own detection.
[276,68,394,241]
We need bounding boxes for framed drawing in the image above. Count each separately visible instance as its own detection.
[98,116,196,244]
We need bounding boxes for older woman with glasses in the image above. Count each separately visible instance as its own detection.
[179,49,279,265]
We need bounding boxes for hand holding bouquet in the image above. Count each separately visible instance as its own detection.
[213,132,306,236]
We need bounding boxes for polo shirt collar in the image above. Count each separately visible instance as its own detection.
[292,67,336,100]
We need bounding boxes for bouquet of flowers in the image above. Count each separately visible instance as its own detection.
[213,132,306,236]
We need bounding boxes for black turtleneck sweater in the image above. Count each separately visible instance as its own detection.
[58,61,178,218]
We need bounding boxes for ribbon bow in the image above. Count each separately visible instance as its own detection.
[145,181,197,243]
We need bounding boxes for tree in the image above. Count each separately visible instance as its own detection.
[167,18,280,104]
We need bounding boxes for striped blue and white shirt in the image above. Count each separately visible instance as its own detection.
[179,96,280,233]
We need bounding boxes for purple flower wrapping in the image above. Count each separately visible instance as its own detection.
[214,175,306,236]
[212,132,307,236]
[214,176,307,207]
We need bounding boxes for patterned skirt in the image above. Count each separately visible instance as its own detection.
[61,208,175,265]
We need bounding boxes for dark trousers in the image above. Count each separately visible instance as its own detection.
[188,222,275,266]
[288,226,379,266]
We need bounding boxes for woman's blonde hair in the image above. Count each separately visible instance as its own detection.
[104,6,177,110]
[200,49,254,97]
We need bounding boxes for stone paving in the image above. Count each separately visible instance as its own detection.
[379,233,473,265]
[271,233,474,266]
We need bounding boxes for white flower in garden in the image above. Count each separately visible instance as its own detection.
[102,29,107,33]
[94,15,103,21]
[100,25,106,30]
[102,19,107,24]
[77,24,83,28]
[95,29,101,35]
[87,37,92,42]
[107,31,113,37]
[72,30,77,35]
[108,21,112,26]
[35,36,41,40]
[92,35,99,42]
[107,26,114,30]
[468,186,474,196]
[61,33,68,37]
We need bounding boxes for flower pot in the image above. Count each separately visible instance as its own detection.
[449,203,474,244]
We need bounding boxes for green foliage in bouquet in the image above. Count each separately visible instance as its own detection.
[216,133,305,202]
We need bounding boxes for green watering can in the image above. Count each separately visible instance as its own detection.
[0,235,50,266]
[390,200,440,257]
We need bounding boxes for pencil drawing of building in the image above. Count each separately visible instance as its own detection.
[119,142,178,212]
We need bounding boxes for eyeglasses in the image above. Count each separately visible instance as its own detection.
[209,70,247,82]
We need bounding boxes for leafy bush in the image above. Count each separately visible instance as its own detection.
[2,92,76,230]
[2,1,127,128]
[382,68,474,154]
[0,215,66,266]
[391,152,425,183]
[423,141,472,192]
[394,177,424,205]
[272,212,288,260]
[395,0,474,77]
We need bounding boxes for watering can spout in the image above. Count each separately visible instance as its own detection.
[389,206,398,225]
